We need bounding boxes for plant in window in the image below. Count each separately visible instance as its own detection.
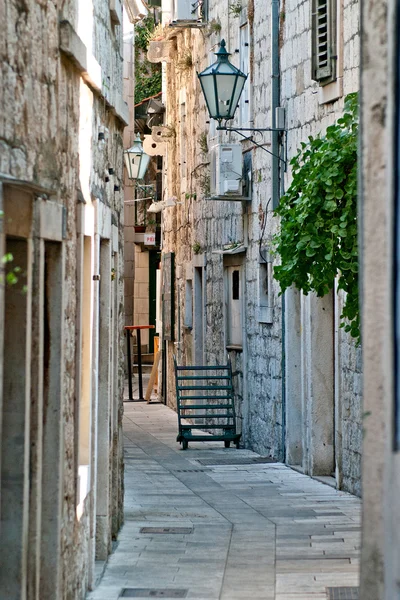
[273,93,360,342]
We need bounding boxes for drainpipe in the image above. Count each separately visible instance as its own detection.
[271,0,280,210]
[271,0,286,461]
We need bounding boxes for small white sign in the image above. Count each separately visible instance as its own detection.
[144,232,156,245]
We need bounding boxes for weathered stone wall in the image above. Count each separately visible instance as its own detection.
[359,0,390,597]
[159,0,361,480]
[0,1,125,598]
[280,0,361,492]
[158,1,284,457]
[337,299,363,496]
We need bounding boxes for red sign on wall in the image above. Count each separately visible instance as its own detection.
[144,232,156,245]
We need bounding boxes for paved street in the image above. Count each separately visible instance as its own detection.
[88,401,361,600]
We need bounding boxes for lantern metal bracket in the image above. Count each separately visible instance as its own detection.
[135,183,156,202]
[216,126,287,168]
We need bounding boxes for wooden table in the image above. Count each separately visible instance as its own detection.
[125,325,155,401]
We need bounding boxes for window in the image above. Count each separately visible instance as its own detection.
[258,252,273,324]
[311,0,337,86]
[225,265,243,348]
[184,279,193,329]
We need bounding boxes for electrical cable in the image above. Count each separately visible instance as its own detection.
[259,197,271,263]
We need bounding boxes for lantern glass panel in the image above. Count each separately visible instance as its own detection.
[124,134,151,180]
[215,73,246,120]
[199,75,218,119]
[137,152,151,180]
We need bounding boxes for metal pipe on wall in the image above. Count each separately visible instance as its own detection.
[271,0,280,210]
[271,0,286,460]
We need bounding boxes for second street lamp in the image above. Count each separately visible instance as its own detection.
[197,39,247,124]
[124,133,151,180]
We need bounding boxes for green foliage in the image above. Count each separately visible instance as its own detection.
[1,252,23,286]
[135,16,155,51]
[273,93,360,342]
[176,52,193,71]
[207,19,222,36]
[135,62,162,104]
[228,0,242,17]
[134,17,162,104]
[192,241,202,255]
[198,132,209,155]
[0,211,26,289]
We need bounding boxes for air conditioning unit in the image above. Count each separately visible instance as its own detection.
[210,144,243,198]
[172,0,202,23]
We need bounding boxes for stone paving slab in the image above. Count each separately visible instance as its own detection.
[87,402,361,600]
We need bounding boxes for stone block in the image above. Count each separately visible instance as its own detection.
[59,20,87,73]
[147,40,176,64]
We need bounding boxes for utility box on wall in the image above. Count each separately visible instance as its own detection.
[210,143,243,199]
[172,0,202,23]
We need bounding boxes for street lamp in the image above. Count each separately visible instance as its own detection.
[198,39,286,168]
[124,133,151,180]
[197,39,247,124]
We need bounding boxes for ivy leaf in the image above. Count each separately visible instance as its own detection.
[305,247,317,257]
[324,200,337,212]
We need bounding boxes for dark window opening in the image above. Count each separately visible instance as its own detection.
[232,270,240,300]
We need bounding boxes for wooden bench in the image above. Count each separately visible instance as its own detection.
[174,357,241,450]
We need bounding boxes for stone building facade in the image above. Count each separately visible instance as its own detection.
[359,0,400,598]
[0,1,127,598]
[150,0,362,495]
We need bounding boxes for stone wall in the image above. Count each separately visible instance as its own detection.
[280,0,361,493]
[359,0,391,597]
[0,1,126,598]
[157,0,361,485]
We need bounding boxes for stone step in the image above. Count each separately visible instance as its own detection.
[132,364,153,374]
[133,353,154,365]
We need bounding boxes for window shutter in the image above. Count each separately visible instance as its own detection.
[312,0,336,84]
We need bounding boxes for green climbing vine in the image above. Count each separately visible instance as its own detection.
[273,93,360,342]
[0,211,25,288]
[135,16,162,105]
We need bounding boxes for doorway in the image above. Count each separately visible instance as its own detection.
[193,266,204,364]
[148,250,160,353]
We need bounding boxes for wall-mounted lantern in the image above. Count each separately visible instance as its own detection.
[197,39,247,124]
[124,133,151,180]
[198,40,286,172]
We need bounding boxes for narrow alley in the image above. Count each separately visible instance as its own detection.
[88,402,361,600]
